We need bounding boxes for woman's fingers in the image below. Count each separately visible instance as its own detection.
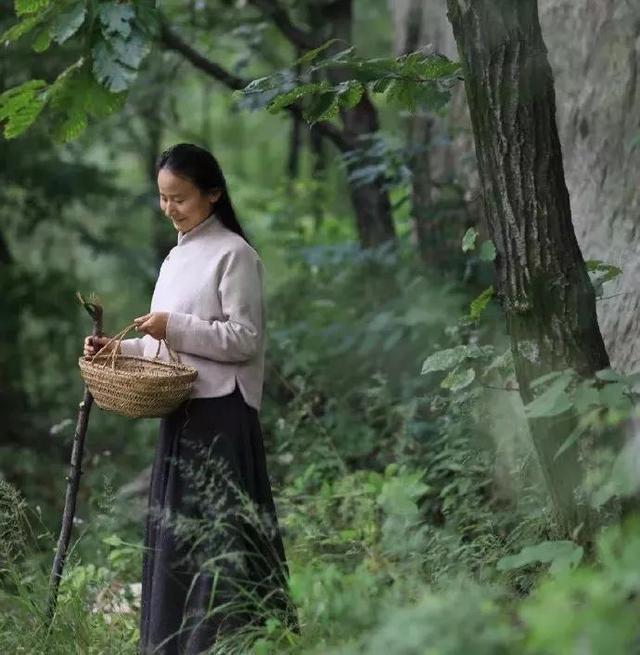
[83,335,111,356]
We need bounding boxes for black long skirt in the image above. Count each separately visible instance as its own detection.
[139,382,298,654]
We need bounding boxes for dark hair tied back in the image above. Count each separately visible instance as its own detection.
[155,143,251,245]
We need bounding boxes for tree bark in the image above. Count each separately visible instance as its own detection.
[539,0,640,374]
[446,0,610,532]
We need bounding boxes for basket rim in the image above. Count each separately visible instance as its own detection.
[78,354,198,378]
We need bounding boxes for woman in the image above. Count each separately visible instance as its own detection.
[84,143,298,654]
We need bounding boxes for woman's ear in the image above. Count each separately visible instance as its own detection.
[209,189,223,205]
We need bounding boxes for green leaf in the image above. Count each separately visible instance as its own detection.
[304,91,340,124]
[413,82,452,112]
[109,30,151,69]
[413,54,461,80]
[50,2,87,45]
[46,61,126,141]
[553,424,585,461]
[585,259,622,283]
[573,383,600,413]
[524,373,574,418]
[497,540,583,575]
[462,227,478,252]
[295,38,340,66]
[469,285,493,321]
[1,14,42,44]
[385,79,419,112]
[350,57,399,83]
[102,534,125,547]
[98,1,135,38]
[371,78,393,93]
[0,79,47,138]
[595,367,622,382]
[421,344,490,375]
[530,369,572,389]
[478,239,496,262]
[441,367,476,392]
[92,41,137,92]
[336,80,364,110]
[15,0,50,16]
[31,26,52,52]
[598,382,631,411]
[266,82,327,113]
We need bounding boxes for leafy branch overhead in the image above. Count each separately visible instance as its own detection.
[235,42,462,124]
[0,0,155,141]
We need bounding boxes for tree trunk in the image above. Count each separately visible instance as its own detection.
[287,53,303,181]
[323,0,396,249]
[398,0,436,265]
[310,121,327,232]
[539,0,640,374]
[446,0,610,532]
[389,0,474,267]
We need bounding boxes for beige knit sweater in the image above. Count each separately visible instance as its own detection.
[119,213,266,410]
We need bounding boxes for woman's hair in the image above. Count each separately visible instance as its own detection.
[155,143,251,245]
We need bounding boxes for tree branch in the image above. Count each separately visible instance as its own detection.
[246,0,320,50]
[159,20,246,90]
[158,19,351,152]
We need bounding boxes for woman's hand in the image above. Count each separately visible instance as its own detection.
[134,312,169,340]
[83,336,119,358]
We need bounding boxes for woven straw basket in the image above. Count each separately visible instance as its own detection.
[78,323,198,419]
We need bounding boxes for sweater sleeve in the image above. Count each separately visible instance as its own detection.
[165,247,263,362]
[119,336,146,357]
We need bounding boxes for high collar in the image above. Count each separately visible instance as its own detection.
[176,212,224,246]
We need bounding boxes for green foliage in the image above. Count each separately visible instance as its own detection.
[478,239,496,262]
[1,13,49,45]
[461,227,496,265]
[421,344,493,375]
[0,79,47,138]
[520,518,640,654]
[15,0,52,16]
[0,58,128,141]
[524,369,575,419]
[469,285,494,321]
[497,540,583,576]
[462,226,478,252]
[92,4,151,93]
[237,45,461,123]
[585,259,623,298]
[0,0,152,139]
[50,2,87,45]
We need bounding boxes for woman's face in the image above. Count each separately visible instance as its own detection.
[157,167,221,233]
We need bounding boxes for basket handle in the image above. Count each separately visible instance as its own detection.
[92,322,183,370]
[92,323,137,371]
[153,337,182,364]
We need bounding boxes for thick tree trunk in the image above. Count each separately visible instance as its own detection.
[539,0,640,374]
[447,0,610,531]
[323,0,396,249]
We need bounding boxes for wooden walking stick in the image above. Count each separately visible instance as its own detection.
[46,292,103,621]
